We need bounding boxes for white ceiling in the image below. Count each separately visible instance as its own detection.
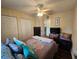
[2,0,76,16]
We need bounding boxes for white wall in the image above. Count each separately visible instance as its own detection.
[50,10,73,34]
[72,7,77,57]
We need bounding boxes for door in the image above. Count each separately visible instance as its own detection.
[1,16,18,41]
[18,19,32,40]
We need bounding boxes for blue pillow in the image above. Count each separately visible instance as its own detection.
[13,37,24,46]
[13,37,30,58]
[13,37,38,59]
[5,38,11,45]
[5,37,22,53]
[8,43,22,53]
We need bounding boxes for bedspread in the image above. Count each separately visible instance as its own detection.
[26,36,58,59]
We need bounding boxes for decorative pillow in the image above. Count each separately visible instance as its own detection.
[22,44,38,59]
[13,37,38,59]
[5,37,22,53]
[8,43,22,53]
[13,37,25,46]
[60,34,65,39]
[60,33,71,41]
[1,43,15,59]
[13,37,30,58]
[5,38,11,45]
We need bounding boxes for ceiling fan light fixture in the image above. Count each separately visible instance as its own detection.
[37,12,43,16]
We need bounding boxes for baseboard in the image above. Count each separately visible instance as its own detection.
[71,52,75,59]
[71,51,77,59]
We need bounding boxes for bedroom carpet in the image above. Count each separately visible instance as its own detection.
[53,48,72,59]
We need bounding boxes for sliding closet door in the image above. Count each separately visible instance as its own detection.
[18,19,32,40]
[1,16,18,42]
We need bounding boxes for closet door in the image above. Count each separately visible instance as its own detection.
[18,19,32,40]
[1,16,18,41]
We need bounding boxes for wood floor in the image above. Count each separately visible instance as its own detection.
[53,48,72,59]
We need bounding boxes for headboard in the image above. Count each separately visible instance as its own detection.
[50,28,61,34]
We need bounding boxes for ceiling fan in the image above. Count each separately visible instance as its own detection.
[31,0,53,16]
[36,4,50,16]
[31,0,54,16]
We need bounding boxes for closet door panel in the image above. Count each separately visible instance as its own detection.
[18,19,32,40]
[1,16,18,41]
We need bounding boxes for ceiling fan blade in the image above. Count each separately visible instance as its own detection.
[42,9,50,12]
[37,7,41,11]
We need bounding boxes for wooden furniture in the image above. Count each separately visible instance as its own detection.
[59,33,72,51]
[49,32,72,51]
[49,29,72,52]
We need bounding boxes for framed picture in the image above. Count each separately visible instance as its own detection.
[55,17,60,26]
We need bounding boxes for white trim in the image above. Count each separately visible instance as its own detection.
[71,51,75,59]
[71,49,77,59]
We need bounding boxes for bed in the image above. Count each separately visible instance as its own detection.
[1,36,58,59]
[26,36,58,59]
